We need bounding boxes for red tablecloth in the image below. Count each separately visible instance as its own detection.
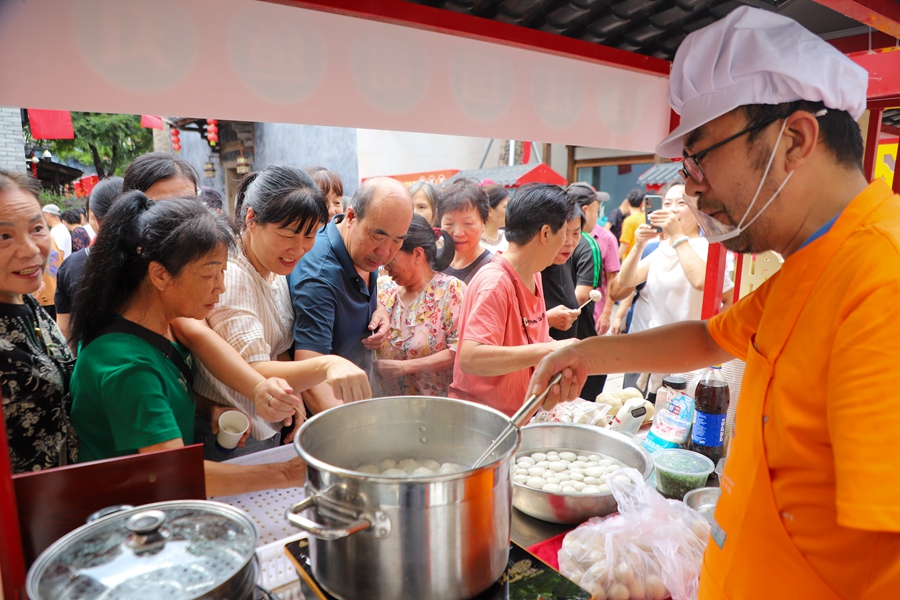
[526,530,568,570]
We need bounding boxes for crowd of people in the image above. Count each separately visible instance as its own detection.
[0,146,722,493]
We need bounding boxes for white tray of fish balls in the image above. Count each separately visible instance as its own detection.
[514,449,629,495]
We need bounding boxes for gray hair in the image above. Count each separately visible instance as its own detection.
[408,181,439,212]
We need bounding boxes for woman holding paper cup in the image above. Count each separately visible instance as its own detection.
[69,192,306,496]
[186,165,371,460]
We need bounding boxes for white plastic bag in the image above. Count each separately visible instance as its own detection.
[557,468,710,600]
[531,399,611,427]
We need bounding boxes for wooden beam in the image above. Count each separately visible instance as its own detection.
[850,49,900,101]
[827,30,898,53]
[883,123,900,137]
[701,244,727,320]
[813,0,900,37]
[864,108,884,181]
[272,0,671,76]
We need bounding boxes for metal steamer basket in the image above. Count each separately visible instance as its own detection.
[26,500,260,600]
[288,396,519,600]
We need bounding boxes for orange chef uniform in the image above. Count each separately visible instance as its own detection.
[703,179,900,599]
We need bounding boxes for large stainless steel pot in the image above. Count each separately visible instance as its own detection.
[26,500,259,600]
[288,396,519,600]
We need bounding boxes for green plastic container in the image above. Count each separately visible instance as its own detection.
[653,448,714,499]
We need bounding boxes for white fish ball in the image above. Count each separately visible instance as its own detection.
[549,461,567,472]
[515,468,529,476]
[577,454,590,461]
[411,466,434,477]
[582,485,601,494]
[527,466,544,477]
[561,486,577,494]
[546,451,559,457]
[544,477,560,485]
[379,459,397,471]
[531,452,547,462]
[585,461,600,468]
[645,575,668,600]
[526,477,546,489]
[513,474,528,484]
[585,467,605,478]
[559,480,574,488]
[543,483,562,493]
[568,472,584,481]
[542,470,557,479]
[398,458,420,473]
[571,460,589,469]
[572,481,587,491]
[381,468,406,477]
[422,459,441,471]
[516,456,535,466]
[357,464,379,474]
[535,461,550,470]
[608,582,630,600]
[614,475,631,486]
[583,476,600,485]
[587,454,601,462]
[559,451,577,462]
[598,459,613,466]
[598,484,610,493]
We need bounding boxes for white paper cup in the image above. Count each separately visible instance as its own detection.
[217,410,250,450]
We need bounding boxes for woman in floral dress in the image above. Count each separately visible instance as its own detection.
[0,169,77,473]
[374,214,465,397]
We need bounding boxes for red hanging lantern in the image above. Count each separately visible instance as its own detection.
[170,128,181,152]
[206,119,218,146]
[173,143,182,152]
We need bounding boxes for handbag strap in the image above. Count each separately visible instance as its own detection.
[580,231,602,289]
[91,319,194,387]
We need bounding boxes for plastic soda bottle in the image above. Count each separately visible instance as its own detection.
[688,365,730,464]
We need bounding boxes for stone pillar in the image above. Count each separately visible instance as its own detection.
[0,107,25,173]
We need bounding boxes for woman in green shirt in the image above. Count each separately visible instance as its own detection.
[69,191,305,496]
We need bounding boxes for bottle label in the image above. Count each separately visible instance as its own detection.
[691,411,726,447]
[643,430,681,453]
[667,393,694,424]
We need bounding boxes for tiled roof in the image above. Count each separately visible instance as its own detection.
[443,162,567,186]
[637,162,681,186]
[884,108,900,130]
[404,0,868,61]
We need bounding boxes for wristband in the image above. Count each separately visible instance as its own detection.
[671,236,690,249]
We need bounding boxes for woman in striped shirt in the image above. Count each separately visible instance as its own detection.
[187,165,371,460]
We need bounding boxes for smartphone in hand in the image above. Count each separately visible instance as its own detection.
[645,194,663,232]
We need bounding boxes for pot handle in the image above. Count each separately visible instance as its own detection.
[285,494,373,540]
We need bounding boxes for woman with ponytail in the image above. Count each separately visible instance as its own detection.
[68,192,306,496]
[374,214,465,396]
[189,165,371,460]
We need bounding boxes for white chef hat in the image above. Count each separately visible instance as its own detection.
[656,6,869,159]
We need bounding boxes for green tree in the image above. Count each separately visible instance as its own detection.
[27,112,153,179]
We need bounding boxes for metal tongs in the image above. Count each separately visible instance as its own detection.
[471,373,563,469]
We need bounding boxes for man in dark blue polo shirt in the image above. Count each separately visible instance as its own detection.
[289,177,413,412]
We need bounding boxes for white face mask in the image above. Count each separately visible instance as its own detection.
[686,118,793,243]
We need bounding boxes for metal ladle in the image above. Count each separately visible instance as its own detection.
[472,373,563,469]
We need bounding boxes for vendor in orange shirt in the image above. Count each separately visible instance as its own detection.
[531,7,900,600]
[449,183,575,416]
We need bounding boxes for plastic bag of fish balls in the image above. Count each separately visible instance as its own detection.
[557,469,710,600]
[531,399,612,427]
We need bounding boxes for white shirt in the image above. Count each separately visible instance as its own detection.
[83,223,96,240]
[193,247,294,441]
[50,223,72,258]
[642,236,734,329]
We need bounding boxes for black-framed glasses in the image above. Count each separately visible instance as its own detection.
[680,115,785,184]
